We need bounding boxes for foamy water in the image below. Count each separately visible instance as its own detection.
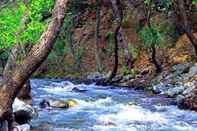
[31,79,197,131]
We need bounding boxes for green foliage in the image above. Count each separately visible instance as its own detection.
[128,43,139,59]
[0,0,55,49]
[151,16,179,47]
[106,31,114,54]
[75,47,84,63]
[143,0,172,12]
[0,4,26,48]
[29,0,54,21]
[122,66,139,77]
[21,0,55,44]
[193,0,197,4]
[139,25,164,48]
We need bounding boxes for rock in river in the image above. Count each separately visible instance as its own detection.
[40,99,78,109]
[13,98,37,124]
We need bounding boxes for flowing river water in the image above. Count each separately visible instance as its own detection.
[30,79,197,131]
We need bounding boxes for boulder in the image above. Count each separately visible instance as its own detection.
[72,87,87,93]
[178,95,197,111]
[14,110,32,124]
[171,63,192,75]
[152,83,173,94]
[13,98,37,118]
[40,99,78,109]
[176,95,185,104]
[87,72,107,80]
[13,98,37,124]
[187,63,197,77]
[165,86,185,97]
[178,84,197,111]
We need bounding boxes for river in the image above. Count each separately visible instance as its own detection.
[30,79,197,131]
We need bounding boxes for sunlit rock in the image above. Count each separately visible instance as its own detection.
[87,72,107,80]
[13,98,37,118]
[40,99,78,109]
[187,63,197,77]
[165,86,185,97]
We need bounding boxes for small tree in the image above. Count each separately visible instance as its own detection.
[139,24,163,73]
[138,0,166,73]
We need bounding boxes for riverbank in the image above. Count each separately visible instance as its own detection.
[81,62,197,111]
[31,61,197,112]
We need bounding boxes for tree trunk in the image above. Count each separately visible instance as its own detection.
[2,9,32,106]
[105,25,120,84]
[174,0,197,57]
[2,44,20,81]
[95,0,102,72]
[145,0,162,73]
[0,0,68,129]
[2,44,32,105]
[151,45,162,73]
[111,0,134,69]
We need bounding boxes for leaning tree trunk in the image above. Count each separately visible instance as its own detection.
[2,44,32,105]
[2,10,32,106]
[0,0,68,129]
[174,0,197,57]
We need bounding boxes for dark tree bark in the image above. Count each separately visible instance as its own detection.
[105,25,120,84]
[173,0,197,57]
[145,0,162,73]
[151,45,162,73]
[0,50,7,69]
[96,0,121,85]
[0,0,68,130]
[111,0,135,69]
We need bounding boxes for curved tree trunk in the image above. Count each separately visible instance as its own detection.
[0,0,68,130]
[105,25,120,84]
[111,0,135,70]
